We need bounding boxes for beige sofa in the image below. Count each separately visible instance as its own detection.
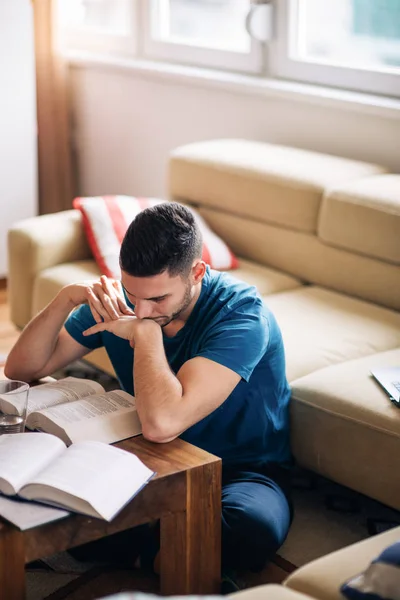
[239,524,400,600]
[8,139,400,513]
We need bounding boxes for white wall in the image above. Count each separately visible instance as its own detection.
[0,0,37,276]
[71,65,400,198]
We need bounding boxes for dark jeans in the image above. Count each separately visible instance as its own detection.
[71,463,293,573]
[221,464,293,571]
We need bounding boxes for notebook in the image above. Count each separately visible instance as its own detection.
[370,367,400,407]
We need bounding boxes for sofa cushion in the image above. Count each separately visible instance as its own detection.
[290,348,400,509]
[8,210,91,329]
[170,139,386,234]
[32,260,116,376]
[264,287,400,382]
[284,526,400,600]
[341,540,400,600]
[73,196,239,277]
[229,258,303,296]
[319,174,400,265]
[197,207,400,312]
[32,260,101,317]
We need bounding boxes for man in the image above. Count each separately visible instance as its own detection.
[5,202,292,586]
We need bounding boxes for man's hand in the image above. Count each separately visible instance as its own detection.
[63,276,135,323]
[82,315,160,345]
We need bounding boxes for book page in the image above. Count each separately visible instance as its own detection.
[27,391,142,445]
[0,433,66,495]
[20,441,155,521]
[26,377,105,414]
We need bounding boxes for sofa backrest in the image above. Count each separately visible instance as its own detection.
[169,139,400,312]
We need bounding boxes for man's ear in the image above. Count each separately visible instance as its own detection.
[192,260,206,284]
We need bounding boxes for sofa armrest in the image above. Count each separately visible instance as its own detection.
[8,209,91,328]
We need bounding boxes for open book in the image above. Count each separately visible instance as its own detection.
[0,377,142,446]
[0,432,154,521]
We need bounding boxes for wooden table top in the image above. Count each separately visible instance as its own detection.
[116,434,221,479]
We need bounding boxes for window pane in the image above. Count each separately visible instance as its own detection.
[151,0,250,52]
[295,0,400,71]
[58,0,132,35]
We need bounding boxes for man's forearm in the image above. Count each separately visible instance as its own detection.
[5,290,75,381]
[133,324,183,442]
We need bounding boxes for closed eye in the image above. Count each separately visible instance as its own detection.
[121,284,168,304]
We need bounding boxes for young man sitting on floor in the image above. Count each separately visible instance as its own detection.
[5,202,293,590]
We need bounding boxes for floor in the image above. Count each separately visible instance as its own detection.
[0,281,294,598]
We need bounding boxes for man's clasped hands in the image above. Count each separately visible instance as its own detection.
[65,275,156,346]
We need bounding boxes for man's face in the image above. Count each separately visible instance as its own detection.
[120,269,194,328]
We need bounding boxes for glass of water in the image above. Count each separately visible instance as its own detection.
[0,380,30,434]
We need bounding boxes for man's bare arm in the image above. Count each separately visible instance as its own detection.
[5,276,134,382]
[133,322,241,442]
[5,288,89,382]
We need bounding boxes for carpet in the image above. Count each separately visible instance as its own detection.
[280,468,400,568]
[25,361,400,599]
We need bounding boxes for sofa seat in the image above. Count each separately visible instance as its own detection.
[290,348,400,509]
[284,525,400,600]
[264,287,400,382]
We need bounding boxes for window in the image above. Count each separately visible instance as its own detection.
[57,0,400,97]
[271,0,400,96]
[142,0,263,73]
[150,0,249,52]
[57,0,136,55]
[57,0,265,73]
[143,0,262,72]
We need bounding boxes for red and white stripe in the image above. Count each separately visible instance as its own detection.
[73,195,238,278]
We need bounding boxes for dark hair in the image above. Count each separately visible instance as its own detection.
[119,202,203,277]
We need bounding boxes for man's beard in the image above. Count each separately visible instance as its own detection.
[153,281,193,328]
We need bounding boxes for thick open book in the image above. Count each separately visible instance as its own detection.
[0,433,154,521]
[0,377,142,445]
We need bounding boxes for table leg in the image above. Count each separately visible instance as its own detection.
[160,460,221,594]
[0,524,25,600]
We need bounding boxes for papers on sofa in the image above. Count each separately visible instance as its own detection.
[0,433,155,521]
[0,377,142,445]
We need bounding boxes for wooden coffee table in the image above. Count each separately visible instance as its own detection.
[0,435,222,600]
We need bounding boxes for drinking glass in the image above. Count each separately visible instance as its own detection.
[0,380,30,434]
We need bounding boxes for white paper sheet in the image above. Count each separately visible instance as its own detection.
[0,495,70,530]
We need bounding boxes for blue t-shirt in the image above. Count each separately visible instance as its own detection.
[65,268,291,468]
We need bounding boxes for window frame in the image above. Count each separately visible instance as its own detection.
[57,0,137,57]
[57,0,400,98]
[140,0,264,75]
[269,0,400,98]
